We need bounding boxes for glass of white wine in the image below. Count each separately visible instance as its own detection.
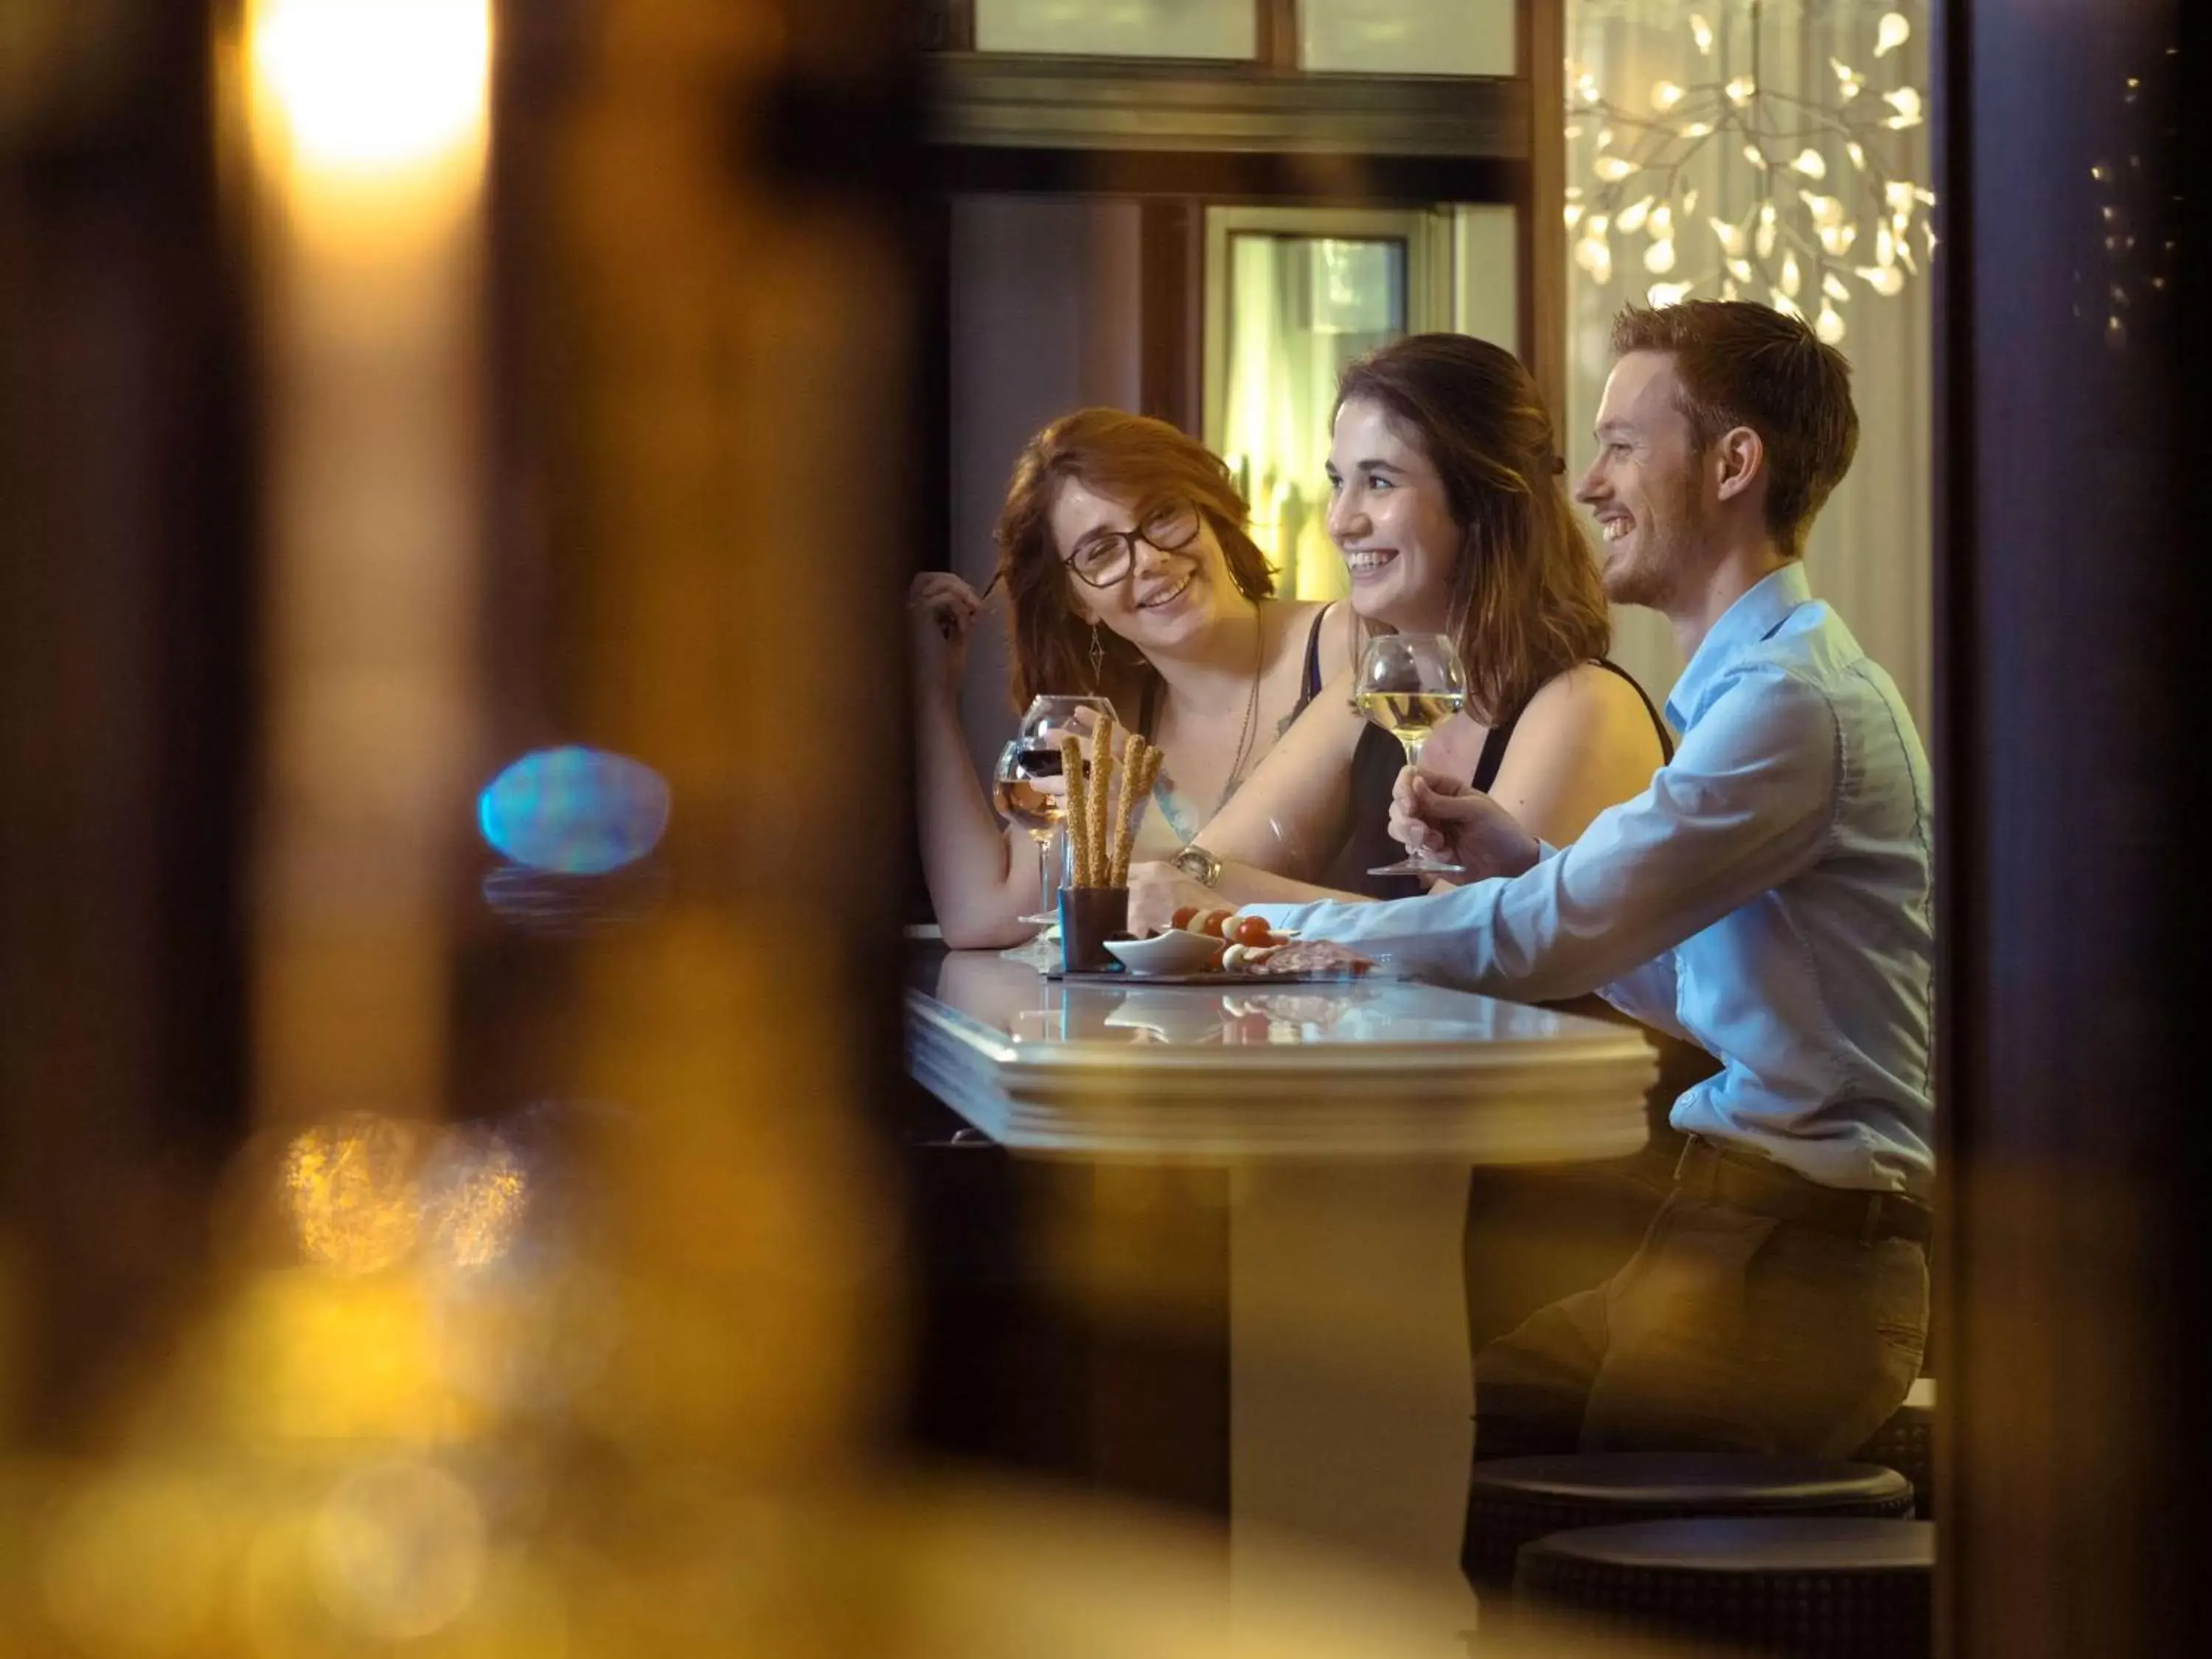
[1354,633,1468,877]
[994,740,1065,927]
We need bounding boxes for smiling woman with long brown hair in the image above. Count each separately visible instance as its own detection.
[911,408,1354,947]
[1129,332,1672,928]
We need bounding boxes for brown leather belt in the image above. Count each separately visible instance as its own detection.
[1674,1136,1933,1246]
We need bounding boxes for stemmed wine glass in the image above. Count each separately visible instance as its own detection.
[1000,694,1112,962]
[1353,633,1469,877]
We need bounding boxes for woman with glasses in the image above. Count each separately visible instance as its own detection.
[911,407,1356,949]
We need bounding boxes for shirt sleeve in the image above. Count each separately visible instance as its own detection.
[1239,667,1840,1003]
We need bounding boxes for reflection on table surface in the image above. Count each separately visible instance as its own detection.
[923,946,1595,1051]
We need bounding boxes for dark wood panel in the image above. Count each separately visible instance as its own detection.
[1520,0,1566,418]
[1935,0,2208,1652]
[932,144,1520,205]
[1138,200,1201,432]
[929,53,1530,160]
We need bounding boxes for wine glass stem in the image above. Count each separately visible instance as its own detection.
[1036,830,1055,919]
[1398,735,1427,771]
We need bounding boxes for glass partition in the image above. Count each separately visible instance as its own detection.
[975,0,1255,60]
[1302,0,1516,77]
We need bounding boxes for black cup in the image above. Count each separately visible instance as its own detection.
[1057,886,1130,974]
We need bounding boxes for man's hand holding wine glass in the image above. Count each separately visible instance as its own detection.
[1386,766,1543,884]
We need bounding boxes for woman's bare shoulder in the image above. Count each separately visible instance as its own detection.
[1519,662,1667,760]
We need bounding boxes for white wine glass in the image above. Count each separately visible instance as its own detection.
[993,740,1065,938]
[1354,633,1468,877]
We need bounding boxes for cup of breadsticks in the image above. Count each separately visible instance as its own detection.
[1053,714,1164,974]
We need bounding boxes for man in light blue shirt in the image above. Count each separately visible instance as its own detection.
[1250,302,1933,1461]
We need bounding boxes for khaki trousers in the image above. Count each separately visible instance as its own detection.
[1472,1188,1929,1458]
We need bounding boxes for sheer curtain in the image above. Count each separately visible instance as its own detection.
[1565,0,1933,734]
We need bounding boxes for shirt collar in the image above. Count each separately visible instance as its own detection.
[1664,562,1814,729]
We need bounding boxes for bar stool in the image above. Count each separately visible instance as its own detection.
[1851,1375,1937,1517]
[1514,1516,1934,1658]
[1462,1453,1914,1595]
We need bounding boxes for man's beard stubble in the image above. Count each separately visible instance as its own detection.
[1599,470,1705,611]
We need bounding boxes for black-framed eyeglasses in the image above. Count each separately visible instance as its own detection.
[1061,499,1202,589]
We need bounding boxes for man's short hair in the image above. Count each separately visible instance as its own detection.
[1610,300,1860,557]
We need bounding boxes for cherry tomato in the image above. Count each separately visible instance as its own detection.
[1229,914,1274,948]
[1171,905,1200,931]
[1196,909,1230,939]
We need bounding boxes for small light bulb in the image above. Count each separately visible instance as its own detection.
[1817,302,1847,344]
[1800,190,1844,229]
[1709,217,1746,257]
[1857,265,1905,296]
[1780,251,1802,297]
[1649,203,1674,237]
[1823,273,1852,302]
[1875,13,1911,58]
[1593,156,1637,182]
[1771,290,1804,319]
[1725,76,1757,105]
[1564,203,1585,231]
[1650,80,1684,112]
[1682,122,1714,139]
[1846,142,1867,170]
[1722,278,1741,300]
[1691,13,1714,55]
[1744,144,1769,170]
[1728,257,1754,282]
[1792,148,1828,179]
[1616,195,1655,233]
[1644,238,1677,274]
[1647,281,1694,307]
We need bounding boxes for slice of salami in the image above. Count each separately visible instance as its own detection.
[1247,939,1371,977]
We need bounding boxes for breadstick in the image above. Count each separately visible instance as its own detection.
[1087,713,1117,888]
[1059,734,1088,888]
[1110,740,1162,886]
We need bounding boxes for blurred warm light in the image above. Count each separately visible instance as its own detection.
[42,1472,235,1657]
[422,1131,532,1270]
[250,0,491,175]
[283,1115,424,1274]
[313,1460,488,1639]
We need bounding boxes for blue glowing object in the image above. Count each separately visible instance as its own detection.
[477,746,669,874]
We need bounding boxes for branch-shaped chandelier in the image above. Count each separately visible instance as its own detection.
[1565,1,1935,344]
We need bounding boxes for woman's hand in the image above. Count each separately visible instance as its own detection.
[909,571,990,700]
[1128,860,1221,935]
[1388,766,1543,880]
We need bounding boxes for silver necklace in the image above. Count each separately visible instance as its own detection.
[1211,609,1264,815]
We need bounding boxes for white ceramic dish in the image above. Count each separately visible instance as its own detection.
[1100,929,1223,976]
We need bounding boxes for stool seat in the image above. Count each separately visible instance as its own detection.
[1852,1375,1936,1517]
[1463,1453,1914,1593]
[1516,1516,1934,1658]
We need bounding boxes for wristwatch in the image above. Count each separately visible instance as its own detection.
[1170,844,1223,888]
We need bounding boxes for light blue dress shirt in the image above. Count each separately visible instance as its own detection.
[1248,565,1935,1197]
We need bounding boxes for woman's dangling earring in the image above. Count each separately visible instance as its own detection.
[1088,621,1105,678]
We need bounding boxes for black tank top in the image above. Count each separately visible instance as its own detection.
[1322,658,1674,900]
